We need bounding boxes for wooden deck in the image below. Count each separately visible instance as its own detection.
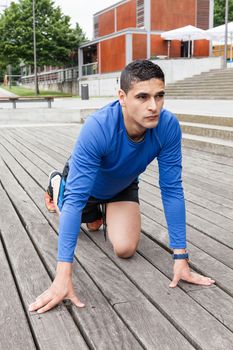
[0,123,233,350]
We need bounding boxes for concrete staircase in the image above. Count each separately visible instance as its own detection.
[177,114,233,157]
[166,68,233,99]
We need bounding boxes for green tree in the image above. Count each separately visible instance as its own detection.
[214,0,233,26]
[0,0,87,67]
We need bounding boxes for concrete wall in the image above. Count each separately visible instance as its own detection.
[79,57,223,97]
[154,56,223,84]
[79,72,120,97]
[22,81,79,95]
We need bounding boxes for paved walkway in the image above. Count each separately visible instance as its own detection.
[0,92,233,117]
[0,122,233,349]
[53,98,233,117]
[0,86,18,97]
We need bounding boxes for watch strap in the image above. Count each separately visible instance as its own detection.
[173,253,189,260]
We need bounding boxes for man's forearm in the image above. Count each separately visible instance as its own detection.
[56,261,73,277]
[173,248,187,254]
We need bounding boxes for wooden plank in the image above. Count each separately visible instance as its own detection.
[140,175,233,246]
[0,129,65,170]
[34,126,76,148]
[140,180,233,235]
[148,153,233,180]
[29,127,73,156]
[0,137,143,349]
[142,170,233,220]
[3,126,233,283]
[1,130,53,175]
[86,230,233,350]
[2,124,233,348]
[14,127,69,159]
[8,128,68,164]
[182,155,233,177]
[76,234,195,350]
[183,147,233,167]
[145,163,233,200]
[0,135,49,190]
[0,238,36,350]
[137,233,233,333]
[139,212,233,296]
[0,183,88,350]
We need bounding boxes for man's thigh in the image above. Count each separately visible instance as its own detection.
[106,201,141,258]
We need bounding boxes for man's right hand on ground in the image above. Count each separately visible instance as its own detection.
[28,262,85,314]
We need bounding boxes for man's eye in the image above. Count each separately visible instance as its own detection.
[137,95,147,99]
[155,93,165,100]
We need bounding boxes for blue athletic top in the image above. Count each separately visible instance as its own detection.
[58,100,186,262]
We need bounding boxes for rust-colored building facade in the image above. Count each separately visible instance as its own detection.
[79,0,212,76]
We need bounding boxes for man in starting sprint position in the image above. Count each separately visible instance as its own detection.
[29,59,215,314]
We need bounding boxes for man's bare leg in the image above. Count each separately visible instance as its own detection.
[106,201,141,258]
[50,175,61,215]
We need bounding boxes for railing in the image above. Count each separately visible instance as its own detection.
[20,67,79,85]
[82,62,98,76]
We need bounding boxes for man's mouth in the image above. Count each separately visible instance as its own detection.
[146,115,159,119]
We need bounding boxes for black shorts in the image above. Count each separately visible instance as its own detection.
[81,180,139,223]
[58,161,139,224]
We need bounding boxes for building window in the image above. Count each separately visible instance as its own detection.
[136,0,144,28]
[94,16,99,38]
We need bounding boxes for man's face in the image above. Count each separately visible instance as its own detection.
[119,78,165,132]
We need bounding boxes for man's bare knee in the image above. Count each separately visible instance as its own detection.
[114,245,137,259]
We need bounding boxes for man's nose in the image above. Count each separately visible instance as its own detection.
[148,97,157,111]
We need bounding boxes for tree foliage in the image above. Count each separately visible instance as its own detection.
[0,0,87,67]
[214,0,233,26]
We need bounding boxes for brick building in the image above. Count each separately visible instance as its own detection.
[78,0,213,77]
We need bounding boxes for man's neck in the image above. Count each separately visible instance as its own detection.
[122,110,146,142]
[127,131,146,142]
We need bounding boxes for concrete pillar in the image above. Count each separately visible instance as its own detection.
[98,42,101,74]
[126,34,133,64]
[144,0,151,59]
[209,0,214,56]
[114,7,117,32]
[78,48,83,79]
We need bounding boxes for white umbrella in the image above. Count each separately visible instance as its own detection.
[206,22,233,61]
[206,22,233,39]
[161,25,210,58]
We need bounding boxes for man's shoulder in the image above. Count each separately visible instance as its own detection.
[89,100,121,125]
[159,108,178,126]
[156,109,181,147]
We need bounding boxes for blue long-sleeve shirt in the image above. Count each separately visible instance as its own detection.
[58,100,186,262]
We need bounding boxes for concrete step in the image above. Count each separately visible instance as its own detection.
[176,114,233,127]
[182,133,233,157]
[183,75,233,80]
[166,95,233,100]
[166,82,233,88]
[180,122,233,141]
[166,93,233,98]
[165,68,233,100]
[166,88,233,93]
[166,91,233,96]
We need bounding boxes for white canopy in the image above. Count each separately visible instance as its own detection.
[161,25,210,58]
[207,22,233,61]
[161,25,210,41]
[206,22,233,40]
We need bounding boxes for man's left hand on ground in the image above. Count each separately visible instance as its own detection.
[169,259,215,288]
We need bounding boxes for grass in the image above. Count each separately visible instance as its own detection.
[1,84,74,97]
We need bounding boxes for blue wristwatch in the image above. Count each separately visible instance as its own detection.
[173,253,189,261]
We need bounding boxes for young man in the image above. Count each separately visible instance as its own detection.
[29,60,215,314]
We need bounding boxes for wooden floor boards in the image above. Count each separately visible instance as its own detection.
[0,123,232,350]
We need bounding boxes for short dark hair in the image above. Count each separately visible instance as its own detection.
[120,59,165,94]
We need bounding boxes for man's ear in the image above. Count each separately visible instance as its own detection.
[118,89,126,107]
